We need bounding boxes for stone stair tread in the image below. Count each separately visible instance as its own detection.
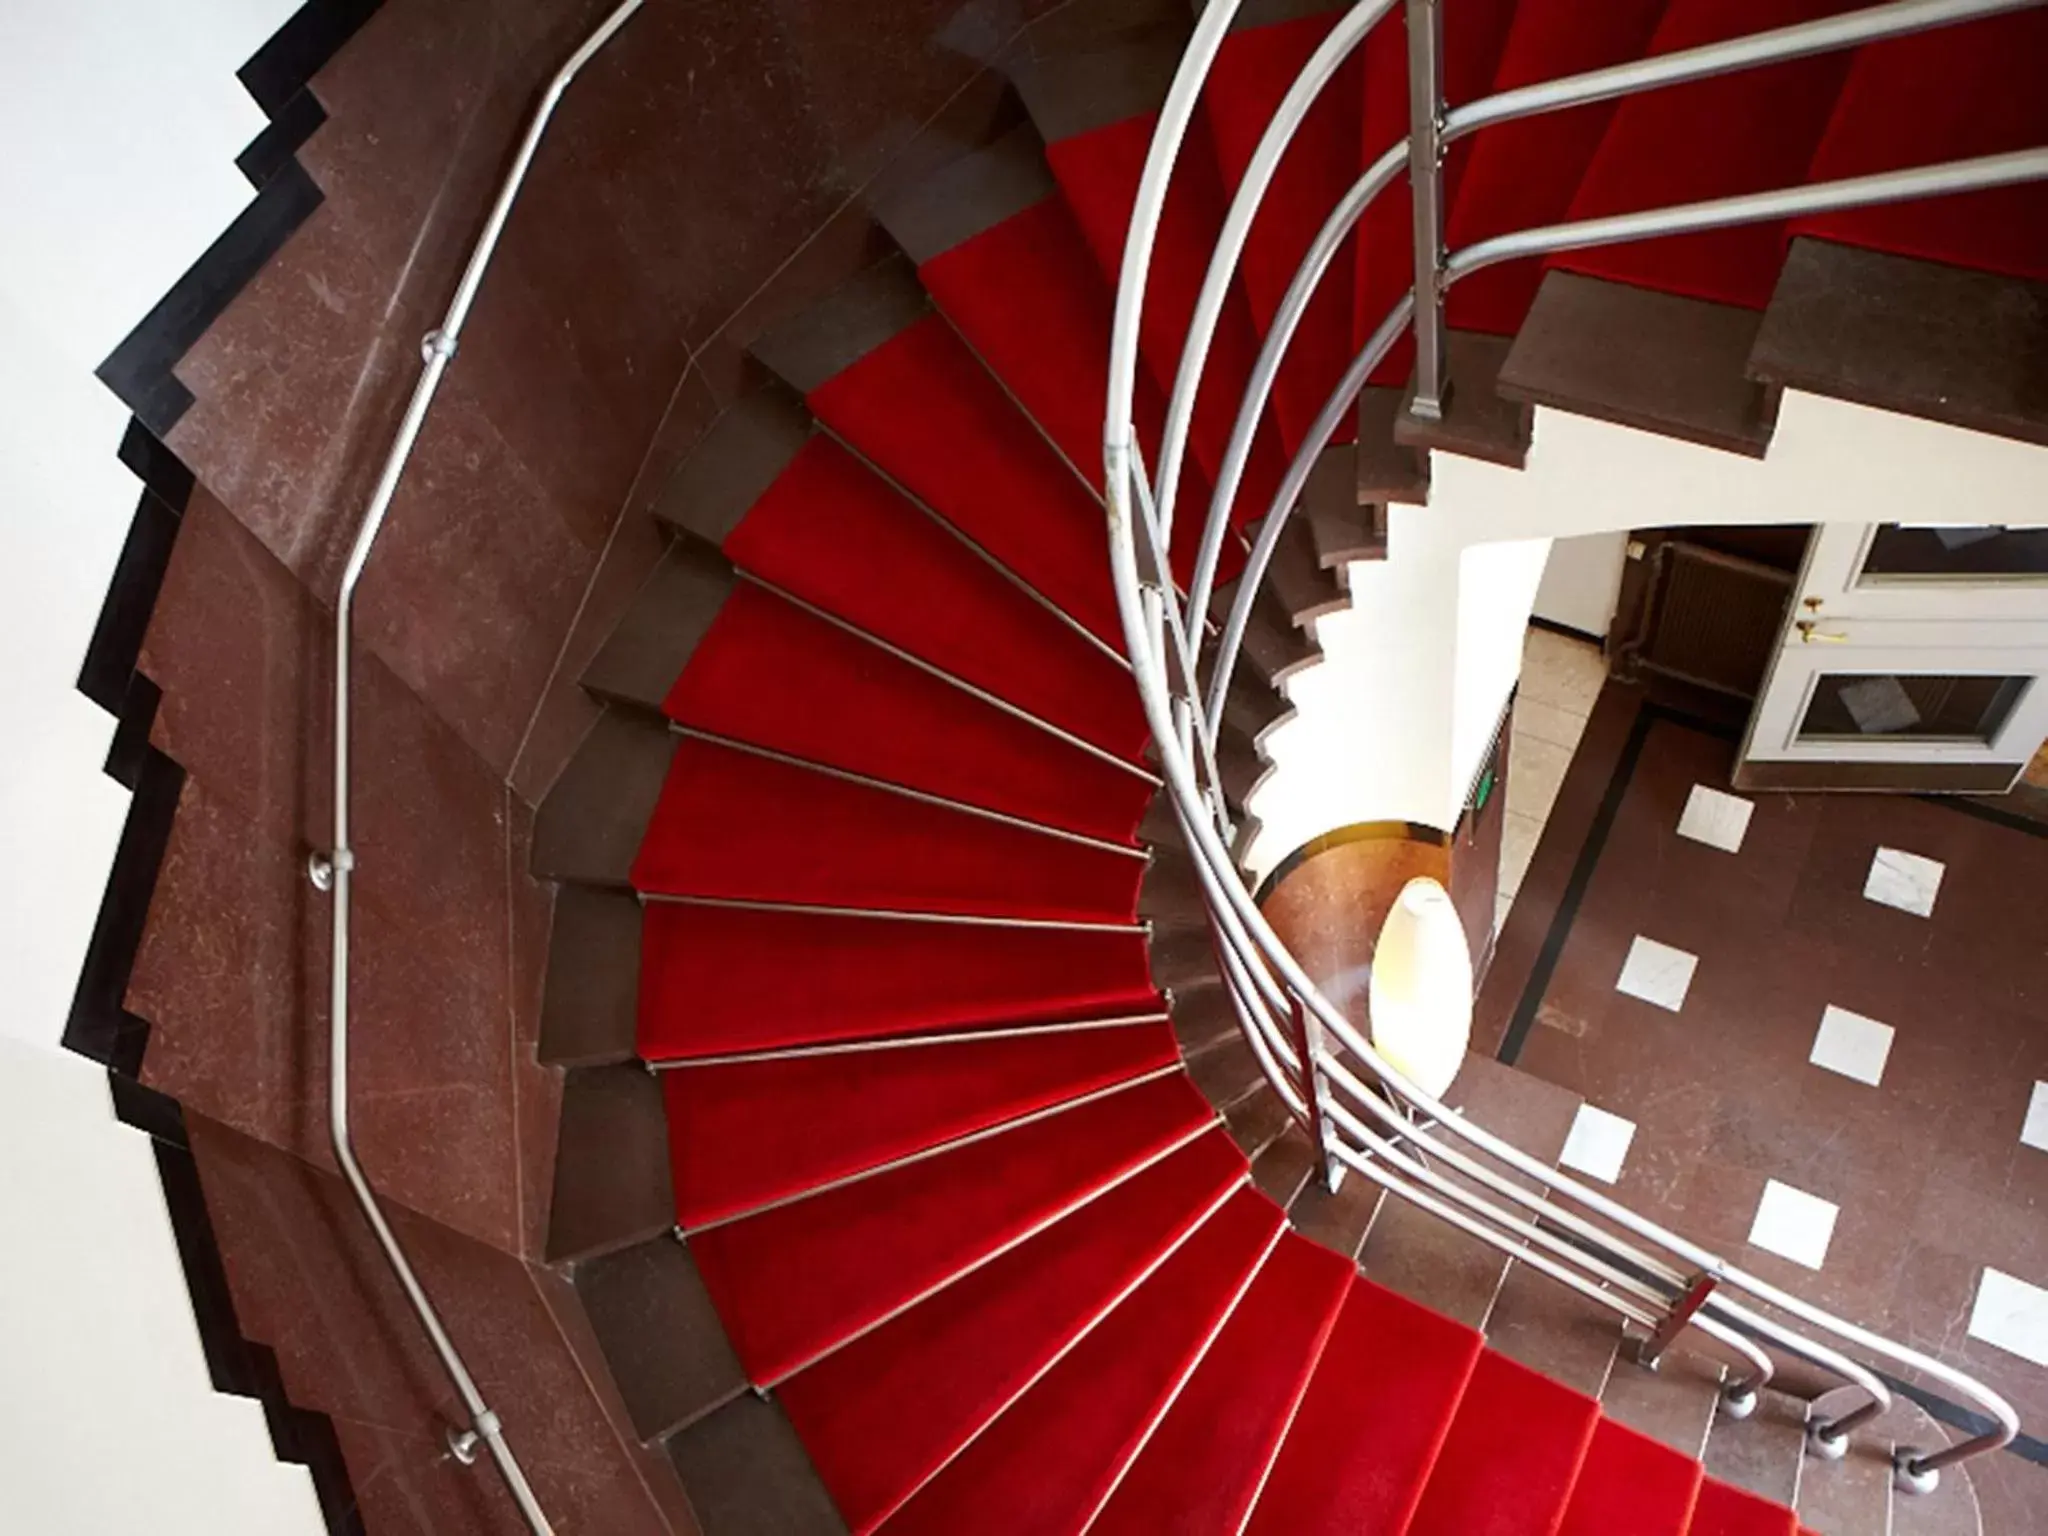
[1598,1342,1724,1461]
[1299,442,1379,570]
[1357,1053,1584,1327]
[1288,1160,1384,1263]
[1886,1396,1984,1536]
[1209,576,1322,683]
[1793,1421,1893,1536]
[1702,1386,1809,1509]
[1256,507,1347,626]
[1481,1257,1621,1399]
[1496,269,1778,459]
[1749,237,2048,451]
[1251,1124,1319,1208]
[1185,1031,1268,1113]
[1392,330,1533,471]
[1354,385,1431,505]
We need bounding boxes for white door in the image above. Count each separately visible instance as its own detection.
[1736,522,2048,792]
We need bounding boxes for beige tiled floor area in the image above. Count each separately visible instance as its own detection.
[1498,628,1608,932]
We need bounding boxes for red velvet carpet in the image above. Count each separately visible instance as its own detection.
[627,1,2032,1526]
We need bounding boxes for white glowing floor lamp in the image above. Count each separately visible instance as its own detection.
[1366,877,1473,1147]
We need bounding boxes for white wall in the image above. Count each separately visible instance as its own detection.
[1246,395,2048,878]
[1532,530,1627,639]
[0,2,325,1530]
[0,0,300,1049]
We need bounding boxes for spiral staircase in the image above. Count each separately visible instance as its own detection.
[520,1,2048,1532]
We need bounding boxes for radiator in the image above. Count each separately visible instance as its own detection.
[1626,541,1795,699]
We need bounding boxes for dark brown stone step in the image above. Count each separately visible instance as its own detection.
[582,541,737,711]
[1795,1414,1894,1536]
[1393,329,1533,471]
[751,254,930,397]
[1288,1159,1384,1263]
[1148,925,1220,997]
[1355,385,1431,505]
[654,387,812,548]
[1225,1087,1294,1163]
[1599,1342,1724,1461]
[539,887,642,1068]
[1886,1395,1984,1536]
[547,1064,675,1265]
[1750,237,2048,450]
[1231,0,1352,33]
[1356,1052,1581,1329]
[667,1392,849,1536]
[1169,986,1238,1060]
[1702,1385,1809,1509]
[1254,504,1349,627]
[1185,1030,1268,1113]
[1208,576,1321,685]
[1137,788,1180,846]
[1497,269,1779,458]
[1220,666,1295,745]
[1253,1124,1320,1208]
[1481,1258,1621,1399]
[1306,444,1385,566]
[1137,839,1202,927]
[871,124,1058,266]
[1009,2,1186,145]
[575,1235,747,1441]
[533,708,676,888]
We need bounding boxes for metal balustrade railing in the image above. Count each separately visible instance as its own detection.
[306,5,646,1531]
[1106,0,2045,1492]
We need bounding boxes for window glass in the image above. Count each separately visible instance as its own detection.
[1797,673,2030,743]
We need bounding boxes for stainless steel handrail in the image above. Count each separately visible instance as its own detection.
[1107,0,2037,1492]
[308,5,645,1531]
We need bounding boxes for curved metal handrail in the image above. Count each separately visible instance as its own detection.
[308,5,646,1531]
[1107,0,2038,1490]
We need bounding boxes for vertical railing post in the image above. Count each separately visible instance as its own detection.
[1289,994,1341,1192]
[1403,0,1450,422]
[1634,1268,1722,1371]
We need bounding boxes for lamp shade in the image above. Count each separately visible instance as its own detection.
[1367,876,1473,1099]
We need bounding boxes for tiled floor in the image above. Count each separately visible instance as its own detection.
[1493,698,2048,1525]
[1499,628,1608,932]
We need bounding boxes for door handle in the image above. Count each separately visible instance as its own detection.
[1795,620,1849,644]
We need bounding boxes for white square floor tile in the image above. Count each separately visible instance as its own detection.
[1747,1179,1838,1270]
[1864,846,1944,918]
[1615,936,1698,1013]
[1808,1005,1895,1087]
[1968,1268,2048,1368]
[2022,1082,2048,1153]
[1559,1103,1637,1184]
[1676,784,1754,854]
